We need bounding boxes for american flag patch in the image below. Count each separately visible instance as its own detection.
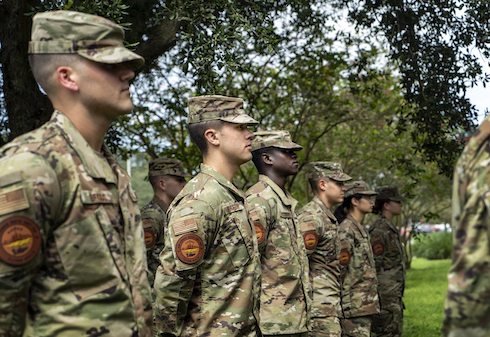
[0,188,29,216]
[173,218,198,236]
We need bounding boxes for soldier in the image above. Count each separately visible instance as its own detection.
[441,114,490,336]
[335,181,380,337]
[153,95,261,336]
[246,130,312,337]
[369,186,406,337]
[141,158,190,287]
[0,11,152,337]
[297,162,352,337]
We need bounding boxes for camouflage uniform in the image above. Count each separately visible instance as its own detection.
[0,111,152,337]
[0,11,151,337]
[246,131,311,336]
[369,186,406,337]
[297,162,352,337]
[442,114,490,336]
[153,96,261,337]
[338,182,380,337]
[141,158,190,287]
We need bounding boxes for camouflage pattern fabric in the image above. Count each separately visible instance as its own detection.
[369,215,405,337]
[140,196,168,287]
[246,175,311,335]
[187,95,259,125]
[153,164,261,337]
[338,214,379,319]
[0,111,152,337]
[297,196,342,336]
[442,114,490,336]
[250,130,303,151]
[310,316,342,337]
[28,11,144,69]
[307,162,352,181]
[371,296,403,337]
[148,158,191,178]
[340,316,372,337]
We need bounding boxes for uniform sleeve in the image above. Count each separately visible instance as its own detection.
[153,198,216,336]
[247,195,274,253]
[369,223,386,273]
[0,152,60,336]
[297,211,320,255]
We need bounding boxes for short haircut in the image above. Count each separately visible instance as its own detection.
[188,120,224,156]
[28,54,83,96]
[149,174,163,190]
[308,176,323,194]
[251,147,274,174]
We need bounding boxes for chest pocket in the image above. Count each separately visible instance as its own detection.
[221,202,251,269]
[54,193,123,301]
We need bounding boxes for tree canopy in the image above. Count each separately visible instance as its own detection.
[0,0,486,180]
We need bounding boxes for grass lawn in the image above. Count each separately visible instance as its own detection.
[403,258,451,337]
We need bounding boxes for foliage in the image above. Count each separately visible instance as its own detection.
[411,232,453,260]
[333,0,484,176]
[403,258,450,336]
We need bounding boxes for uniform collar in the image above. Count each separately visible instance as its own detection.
[51,110,117,183]
[312,195,337,223]
[379,214,399,234]
[200,164,246,200]
[153,196,169,212]
[258,174,298,211]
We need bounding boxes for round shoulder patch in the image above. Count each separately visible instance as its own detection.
[0,216,41,266]
[372,242,385,256]
[303,231,318,250]
[144,228,156,248]
[254,222,266,245]
[339,249,351,266]
[175,233,204,264]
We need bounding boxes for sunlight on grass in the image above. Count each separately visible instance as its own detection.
[403,258,451,337]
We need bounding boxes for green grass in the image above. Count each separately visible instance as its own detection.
[403,258,451,337]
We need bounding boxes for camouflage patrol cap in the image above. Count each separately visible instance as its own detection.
[187,95,259,125]
[307,161,352,182]
[345,181,378,198]
[28,10,144,69]
[376,186,406,201]
[251,130,303,152]
[148,158,191,178]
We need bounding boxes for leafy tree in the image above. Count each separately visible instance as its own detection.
[333,0,485,175]
[0,0,333,144]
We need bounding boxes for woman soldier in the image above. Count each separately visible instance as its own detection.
[335,181,380,337]
[368,186,406,337]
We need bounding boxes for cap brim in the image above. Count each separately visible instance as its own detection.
[79,47,145,70]
[221,114,259,125]
[390,196,406,201]
[275,141,303,151]
[329,172,352,182]
[358,191,378,196]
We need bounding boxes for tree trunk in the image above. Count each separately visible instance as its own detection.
[0,0,52,144]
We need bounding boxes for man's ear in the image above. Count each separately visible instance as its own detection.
[261,152,273,166]
[56,66,79,92]
[204,128,220,147]
[157,178,166,191]
[318,178,328,191]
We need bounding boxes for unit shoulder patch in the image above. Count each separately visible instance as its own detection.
[254,222,266,245]
[0,216,41,266]
[372,242,385,256]
[339,249,351,266]
[303,231,318,250]
[144,228,156,248]
[175,233,204,264]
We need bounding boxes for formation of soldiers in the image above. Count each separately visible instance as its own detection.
[0,8,483,337]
